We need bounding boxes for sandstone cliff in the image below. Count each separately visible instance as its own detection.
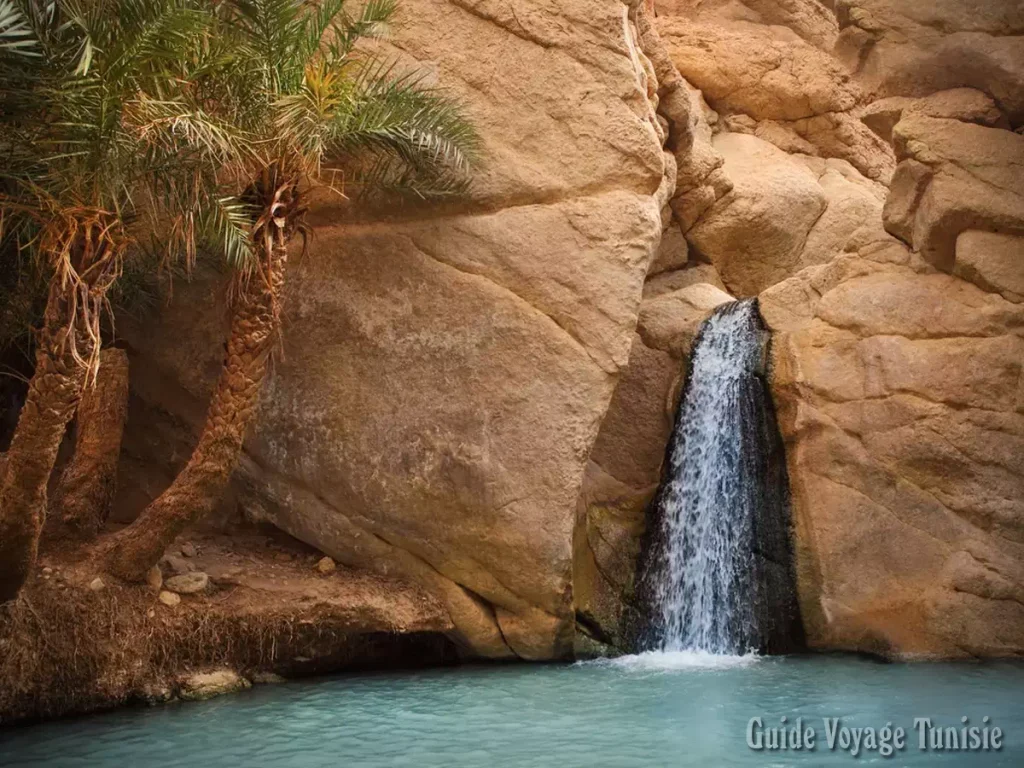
[576,0,1023,659]
[118,0,1024,661]
[119,0,674,660]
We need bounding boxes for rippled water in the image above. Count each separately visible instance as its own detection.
[2,654,1023,767]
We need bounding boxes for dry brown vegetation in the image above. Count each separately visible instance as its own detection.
[0,533,456,724]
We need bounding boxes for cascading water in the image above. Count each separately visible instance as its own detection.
[637,299,802,657]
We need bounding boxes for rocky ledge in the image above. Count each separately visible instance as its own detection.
[0,531,456,723]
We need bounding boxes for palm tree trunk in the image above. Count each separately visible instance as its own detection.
[101,238,288,581]
[52,347,130,539]
[0,286,92,603]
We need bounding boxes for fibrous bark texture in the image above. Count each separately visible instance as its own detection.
[102,244,285,582]
[52,348,130,539]
[0,286,92,602]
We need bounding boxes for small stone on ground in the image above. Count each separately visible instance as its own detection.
[164,572,209,595]
[178,670,250,702]
[161,554,194,576]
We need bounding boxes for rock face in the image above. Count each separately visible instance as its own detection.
[884,115,1024,271]
[762,249,1024,658]
[118,0,671,661]
[954,231,1024,304]
[834,0,1024,124]
[658,19,859,122]
[612,1,1024,658]
[117,0,1024,661]
[656,0,839,49]
[656,11,896,182]
[687,133,892,295]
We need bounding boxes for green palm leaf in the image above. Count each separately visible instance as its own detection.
[0,0,39,56]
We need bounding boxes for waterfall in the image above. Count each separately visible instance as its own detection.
[638,299,802,656]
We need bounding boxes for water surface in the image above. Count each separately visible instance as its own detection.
[2,654,1022,767]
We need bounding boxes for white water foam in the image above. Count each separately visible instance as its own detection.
[585,650,760,672]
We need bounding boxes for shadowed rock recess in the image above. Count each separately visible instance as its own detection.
[117,0,1023,662]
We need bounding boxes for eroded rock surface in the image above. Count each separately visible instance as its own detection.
[586,0,1024,658]
[884,115,1024,271]
[656,12,896,181]
[687,133,891,296]
[116,0,1024,662]
[656,0,839,49]
[119,0,671,661]
[762,248,1024,658]
[834,0,1024,125]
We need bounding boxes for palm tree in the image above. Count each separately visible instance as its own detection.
[0,0,253,602]
[101,0,479,580]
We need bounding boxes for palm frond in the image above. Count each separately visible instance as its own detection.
[129,94,258,171]
[226,0,304,91]
[198,193,257,272]
[0,0,39,57]
[300,0,343,58]
[343,149,470,200]
[324,58,479,194]
[331,0,394,56]
[0,0,269,369]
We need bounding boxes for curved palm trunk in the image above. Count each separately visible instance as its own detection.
[102,221,290,581]
[52,347,130,539]
[0,286,93,602]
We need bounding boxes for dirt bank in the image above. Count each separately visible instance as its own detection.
[0,529,458,725]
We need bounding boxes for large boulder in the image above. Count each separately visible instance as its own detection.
[655,0,839,49]
[178,670,251,702]
[762,248,1024,658]
[238,192,664,661]
[688,133,826,296]
[834,0,1024,125]
[117,0,670,661]
[656,14,895,181]
[858,88,1009,144]
[687,132,891,295]
[657,19,859,122]
[954,231,1024,304]
[883,115,1024,272]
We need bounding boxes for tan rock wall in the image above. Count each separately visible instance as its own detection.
[834,0,1024,124]
[118,0,1024,661]
[762,249,1024,658]
[629,0,1024,659]
[118,0,672,660]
